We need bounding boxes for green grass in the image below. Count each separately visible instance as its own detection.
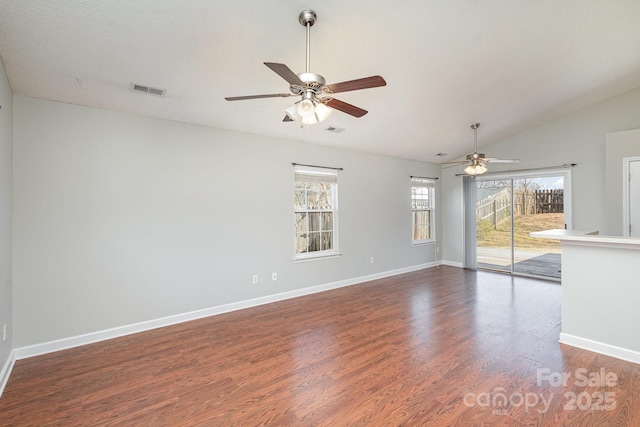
[477,213,564,253]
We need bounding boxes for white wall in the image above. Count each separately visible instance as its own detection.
[12,95,441,348]
[0,58,13,373]
[442,86,640,264]
[561,240,640,363]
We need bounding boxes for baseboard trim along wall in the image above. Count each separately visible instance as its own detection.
[441,260,463,268]
[13,262,440,362]
[559,333,640,365]
[0,350,16,398]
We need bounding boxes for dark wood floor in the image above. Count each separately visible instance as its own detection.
[1,266,639,426]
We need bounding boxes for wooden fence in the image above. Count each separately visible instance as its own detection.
[477,198,511,227]
[477,189,563,228]
[535,189,564,213]
[513,189,564,216]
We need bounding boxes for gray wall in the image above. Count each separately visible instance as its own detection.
[0,58,13,370]
[12,95,441,347]
[442,86,640,265]
[605,128,640,236]
[11,81,640,350]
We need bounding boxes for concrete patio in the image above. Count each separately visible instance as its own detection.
[477,247,561,279]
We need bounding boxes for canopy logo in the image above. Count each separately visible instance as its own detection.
[463,367,618,415]
[463,388,553,415]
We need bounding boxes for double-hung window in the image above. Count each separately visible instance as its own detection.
[294,166,339,260]
[411,177,435,243]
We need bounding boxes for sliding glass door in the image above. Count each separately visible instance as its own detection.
[512,177,564,277]
[476,179,512,273]
[476,172,570,279]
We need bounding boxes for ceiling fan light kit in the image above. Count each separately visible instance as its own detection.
[225,9,386,125]
[285,99,333,124]
[463,163,488,175]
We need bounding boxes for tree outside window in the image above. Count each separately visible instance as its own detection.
[294,167,339,259]
[412,178,435,243]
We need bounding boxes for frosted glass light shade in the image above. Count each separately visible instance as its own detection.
[464,163,488,175]
[285,99,332,124]
[297,99,315,118]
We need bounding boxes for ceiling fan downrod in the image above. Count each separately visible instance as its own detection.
[299,10,316,74]
[471,123,480,154]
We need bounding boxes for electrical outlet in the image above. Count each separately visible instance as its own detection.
[3,323,6,342]
[252,275,259,285]
[370,256,374,264]
[272,272,277,281]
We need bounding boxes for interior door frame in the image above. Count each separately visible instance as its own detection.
[623,156,640,237]
[475,168,572,277]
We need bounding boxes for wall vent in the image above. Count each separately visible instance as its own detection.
[326,126,345,134]
[130,82,166,97]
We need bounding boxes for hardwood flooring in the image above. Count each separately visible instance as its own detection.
[1,266,639,426]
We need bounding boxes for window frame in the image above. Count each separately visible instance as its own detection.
[411,177,435,245]
[293,166,340,261]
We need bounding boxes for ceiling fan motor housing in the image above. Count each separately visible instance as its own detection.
[290,72,326,96]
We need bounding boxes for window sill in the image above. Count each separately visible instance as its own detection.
[294,252,342,263]
[412,240,436,247]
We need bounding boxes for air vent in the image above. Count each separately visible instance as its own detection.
[130,82,166,97]
[435,152,448,157]
[326,126,345,134]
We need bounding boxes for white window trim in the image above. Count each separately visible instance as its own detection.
[411,240,436,247]
[411,178,436,245]
[293,165,340,261]
[293,252,342,263]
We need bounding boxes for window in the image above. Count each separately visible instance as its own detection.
[411,178,435,243]
[294,166,339,260]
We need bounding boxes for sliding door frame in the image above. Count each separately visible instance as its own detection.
[474,168,572,279]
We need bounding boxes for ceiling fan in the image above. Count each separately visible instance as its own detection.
[445,123,520,175]
[225,9,386,124]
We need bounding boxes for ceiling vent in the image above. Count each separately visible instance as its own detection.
[326,126,345,134]
[435,152,448,157]
[129,82,166,97]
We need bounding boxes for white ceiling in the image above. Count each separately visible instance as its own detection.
[1,1,639,162]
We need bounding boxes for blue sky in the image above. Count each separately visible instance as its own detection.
[536,176,564,189]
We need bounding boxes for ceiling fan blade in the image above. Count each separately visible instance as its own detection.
[225,93,294,101]
[485,158,521,164]
[441,160,470,165]
[283,115,294,122]
[264,62,304,86]
[326,76,386,94]
[441,162,472,170]
[324,98,368,118]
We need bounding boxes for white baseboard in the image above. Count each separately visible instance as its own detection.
[559,333,640,365]
[0,350,16,398]
[441,260,463,268]
[14,262,439,361]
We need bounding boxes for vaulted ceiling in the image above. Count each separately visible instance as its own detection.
[1,1,639,162]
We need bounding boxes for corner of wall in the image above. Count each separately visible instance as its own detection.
[0,53,14,399]
[0,350,16,398]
